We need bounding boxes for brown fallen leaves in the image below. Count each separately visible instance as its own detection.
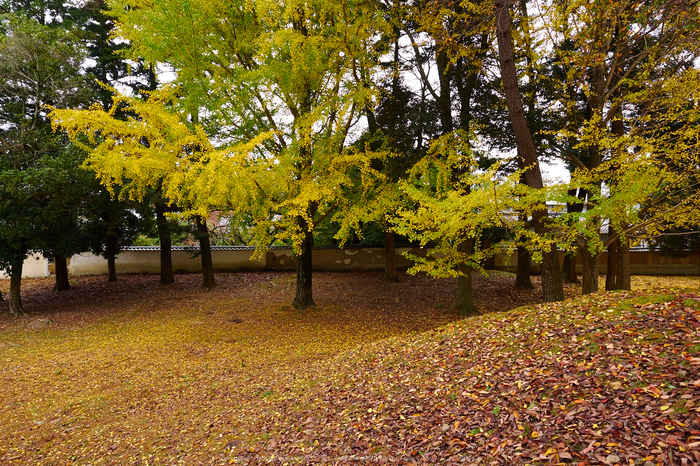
[0,272,698,465]
[230,290,700,466]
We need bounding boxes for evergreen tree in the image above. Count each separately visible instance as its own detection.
[0,13,91,315]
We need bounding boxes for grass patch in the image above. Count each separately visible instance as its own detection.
[616,293,677,312]
[683,298,700,309]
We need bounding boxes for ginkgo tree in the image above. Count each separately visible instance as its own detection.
[52,0,389,309]
[535,0,700,293]
[552,66,700,283]
[395,0,499,312]
[391,130,524,316]
[51,85,257,287]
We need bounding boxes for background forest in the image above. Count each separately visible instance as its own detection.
[2,0,700,317]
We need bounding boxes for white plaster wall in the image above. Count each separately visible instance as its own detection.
[68,252,110,275]
[2,248,693,279]
[265,247,423,271]
[211,250,266,272]
[67,249,266,276]
[0,253,50,279]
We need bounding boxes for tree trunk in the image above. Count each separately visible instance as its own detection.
[606,238,619,290]
[514,245,534,289]
[9,258,26,317]
[105,234,118,281]
[616,239,631,290]
[292,217,315,310]
[580,247,599,295]
[436,47,454,134]
[539,242,563,301]
[455,239,479,316]
[564,190,583,284]
[197,216,217,289]
[382,230,400,282]
[155,202,175,285]
[610,90,630,291]
[53,257,71,291]
[495,0,563,302]
[563,251,579,283]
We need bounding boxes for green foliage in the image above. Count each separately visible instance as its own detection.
[36,0,700,295]
[53,0,390,260]
[551,67,700,255]
[81,188,144,259]
[539,0,700,254]
[392,131,523,277]
[0,13,93,273]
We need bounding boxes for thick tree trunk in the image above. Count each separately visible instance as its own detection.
[292,218,315,310]
[495,0,563,302]
[197,216,217,289]
[563,252,579,283]
[105,234,118,281]
[455,239,478,316]
[616,239,631,290]
[54,257,71,291]
[606,238,619,290]
[382,230,400,282]
[580,247,600,295]
[539,241,563,301]
[514,245,534,289]
[9,259,26,317]
[155,202,175,285]
[436,47,454,134]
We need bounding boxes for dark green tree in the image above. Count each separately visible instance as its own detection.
[0,13,92,315]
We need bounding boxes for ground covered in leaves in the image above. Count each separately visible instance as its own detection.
[0,272,698,465]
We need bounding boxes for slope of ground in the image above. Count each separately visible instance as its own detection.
[0,273,698,465]
[238,289,700,465]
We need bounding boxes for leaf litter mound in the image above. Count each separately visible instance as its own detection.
[244,290,700,466]
[0,272,698,465]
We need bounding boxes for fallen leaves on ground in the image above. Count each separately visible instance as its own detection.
[0,272,698,465]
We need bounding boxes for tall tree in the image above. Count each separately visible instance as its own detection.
[54,0,388,310]
[34,145,96,291]
[2,0,156,291]
[0,14,91,316]
[395,0,492,314]
[393,130,523,305]
[494,0,564,302]
[339,0,433,284]
[545,0,700,294]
